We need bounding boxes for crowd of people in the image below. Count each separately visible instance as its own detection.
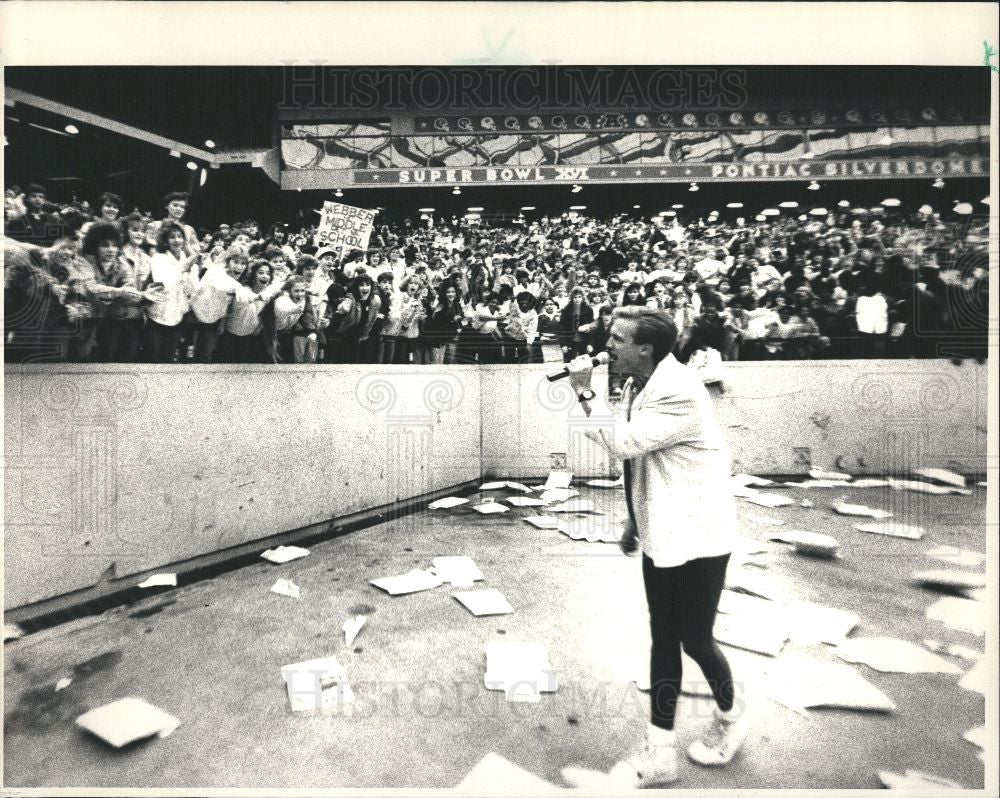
[4,182,990,373]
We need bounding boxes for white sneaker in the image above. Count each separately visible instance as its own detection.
[609,740,678,788]
[687,705,750,766]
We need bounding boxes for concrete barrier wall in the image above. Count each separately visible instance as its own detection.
[480,359,989,479]
[3,359,987,610]
[3,365,481,609]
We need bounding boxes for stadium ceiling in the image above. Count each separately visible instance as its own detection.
[4,66,989,150]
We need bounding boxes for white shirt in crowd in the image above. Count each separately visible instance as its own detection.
[147,252,196,327]
[273,294,307,332]
[190,265,253,324]
[751,263,784,292]
[694,256,725,281]
[744,307,781,339]
[855,293,889,334]
[226,283,282,336]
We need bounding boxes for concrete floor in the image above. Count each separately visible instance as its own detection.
[3,482,988,790]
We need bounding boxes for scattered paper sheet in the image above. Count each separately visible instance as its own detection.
[560,518,622,543]
[369,569,443,595]
[958,660,987,695]
[543,470,573,490]
[137,573,177,589]
[766,529,839,557]
[505,495,547,507]
[428,496,469,510]
[732,485,761,498]
[55,677,72,692]
[922,640,982,661]
[732,473,775,487]
[750,515,786,526]
[480,480,533,492]
[587,478,623,488]
[742,492,795,508]
[963,726,986,750]
[854,520,924,539]
[784,600,859,645]
[888,478,971,496]
[539,488,579,503]
[925,596,986,636]
[431,556,484,585]
[453,588,515,616]
[717,589,788,622]
[343,615,366,646]
[726,569,790,602]
[800,498,814,508]
[714,614,787,657]
[548,499,596,513]
[261,545,310,564]
[281,655,353,712]
[913,467,966,488]
[924,546,985,568]
[3,623,24,642]
[834,637,962,674]
[832,501,892,519]
[270,578,301,599]
[785,479,853,489]
[457,753,560,793]
[850,478,891,488]
[912,570,986,590]
[879,770,962,790]
[809,468,851,481]
[523,515,565,530]
[558,522,590,541]
[484,641,557,702]
[764,654,896,713]
[472,502,509,514]
[76,697,181,747]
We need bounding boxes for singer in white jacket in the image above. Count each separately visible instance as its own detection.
[564,305,747,789]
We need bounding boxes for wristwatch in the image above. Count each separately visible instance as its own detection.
[577,388,597,402]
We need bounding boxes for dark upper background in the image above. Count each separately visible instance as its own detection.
[6,66,991,149]
[3,66,991,227]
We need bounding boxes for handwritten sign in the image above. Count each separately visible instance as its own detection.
[317,202,377,252]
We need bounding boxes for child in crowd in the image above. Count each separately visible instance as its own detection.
[189,248,251,363]
[219,259,281,363]
[397,276,427,364]
[274,275,318,363]
[376,271,403,364]
[502,290,541,364]
[323,283,360,364]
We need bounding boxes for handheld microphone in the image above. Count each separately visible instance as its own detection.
[546,351,611,382]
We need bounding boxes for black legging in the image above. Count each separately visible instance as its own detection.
[642,552,733,730]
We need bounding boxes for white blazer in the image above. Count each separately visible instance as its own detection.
[599,354,737,568]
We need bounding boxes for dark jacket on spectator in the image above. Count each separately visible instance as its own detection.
[558,301,594,348]
[6,211,64,247]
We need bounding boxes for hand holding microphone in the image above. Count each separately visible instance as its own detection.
[546,351,610,383]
